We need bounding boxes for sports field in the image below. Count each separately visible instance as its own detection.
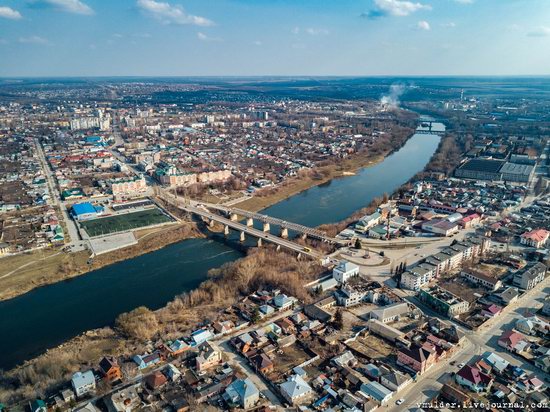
[81,208,172,237]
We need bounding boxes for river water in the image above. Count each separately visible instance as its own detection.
[0,131,441,370]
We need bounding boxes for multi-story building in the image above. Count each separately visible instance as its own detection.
[402,238,491,291]
[513,262,547,290]
[419,286,470,317]
[332,260,360,284]
[109,175,147,200]
[460,268,503,291]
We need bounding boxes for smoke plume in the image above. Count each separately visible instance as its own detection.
[380,83,406,108]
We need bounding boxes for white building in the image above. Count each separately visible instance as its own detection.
[333,260,360,284]
[279,374,313,405]
[71,370,96,397]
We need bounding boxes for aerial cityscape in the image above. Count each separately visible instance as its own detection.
[1,1,550,412]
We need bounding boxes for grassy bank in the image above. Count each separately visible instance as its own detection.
[0,246,323,405]
[0,222,202,302]
[234,125,414,213]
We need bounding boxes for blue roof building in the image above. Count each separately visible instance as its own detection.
[71,202,103,221]
[224,378,259,409]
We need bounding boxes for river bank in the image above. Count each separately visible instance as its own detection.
[0,124,414,303]
[0,129,443,405]
[233,124,414,213]
[0,222,203,302]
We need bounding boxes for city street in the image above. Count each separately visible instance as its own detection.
[388,278,550,411]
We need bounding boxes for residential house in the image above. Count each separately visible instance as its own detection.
[332,261,360,284]
[515,316,549,335]
[29,400,46,412]
[168,339,190,356]
[71,370,96,397]
[498,330,528,352]
[250,353,274,375]
[196,342,222,372]
[279,374,313,405]
[105,385,141,412]
[224,378,260,409]
[165,364,182,382]
[455,365,493,393]
[132,352,161,370]
[535,355,550,373]
[145,371,167,390]
[191,329,213,345]
[440,384,470,406]
[397,344,436,374]
[99,356,122,382]
[272,294,295,311]
[370,302,410,323]
[213,320,234,335]
[481,304,502,318]
[520,229,550,248]
[381,370,412,392]
[360,381,394,404]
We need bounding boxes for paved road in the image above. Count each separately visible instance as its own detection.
[387,278,550,411]
[160,198,324,260]
[34,138,88,252]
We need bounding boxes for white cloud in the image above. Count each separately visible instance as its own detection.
[197,32,222,42]
[305,28,329,35]
[19,35,50,45]
[417,20,430,30]
[137,0,213,26]
[373,0,431,17]
[441,22,456,28]
[253,40,262,46]
[454,0,474,4]
[38,0,94,15]
[0,6,22,20]
[527,26,550,37]
[292,27,329,36]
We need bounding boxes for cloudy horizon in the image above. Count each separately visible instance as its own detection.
[1,0,549,77]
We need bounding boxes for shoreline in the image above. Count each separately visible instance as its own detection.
[0,222,203,302]
[0,126,415,303]
[1,126,443,404]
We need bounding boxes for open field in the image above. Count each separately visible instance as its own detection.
[80,208,172,237]
[0,222,200,302]
[0,249,90,301]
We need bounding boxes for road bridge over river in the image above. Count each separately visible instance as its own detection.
[158,192,330,262]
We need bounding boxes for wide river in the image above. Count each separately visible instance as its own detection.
[0,131,441,370]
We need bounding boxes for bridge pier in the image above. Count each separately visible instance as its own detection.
[301,233,307,240]
[224,225,230,236]
[230,213,239,222]
[276,245,281,252]
[240,231,246,242]
[209,219,215,228]
[257,237,262,247]
[246,217,254,227]
[263,222,270,232]
[280,227,288,238]
[297,252,302,260]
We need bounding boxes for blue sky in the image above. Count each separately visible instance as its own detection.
[0,0,549,76]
